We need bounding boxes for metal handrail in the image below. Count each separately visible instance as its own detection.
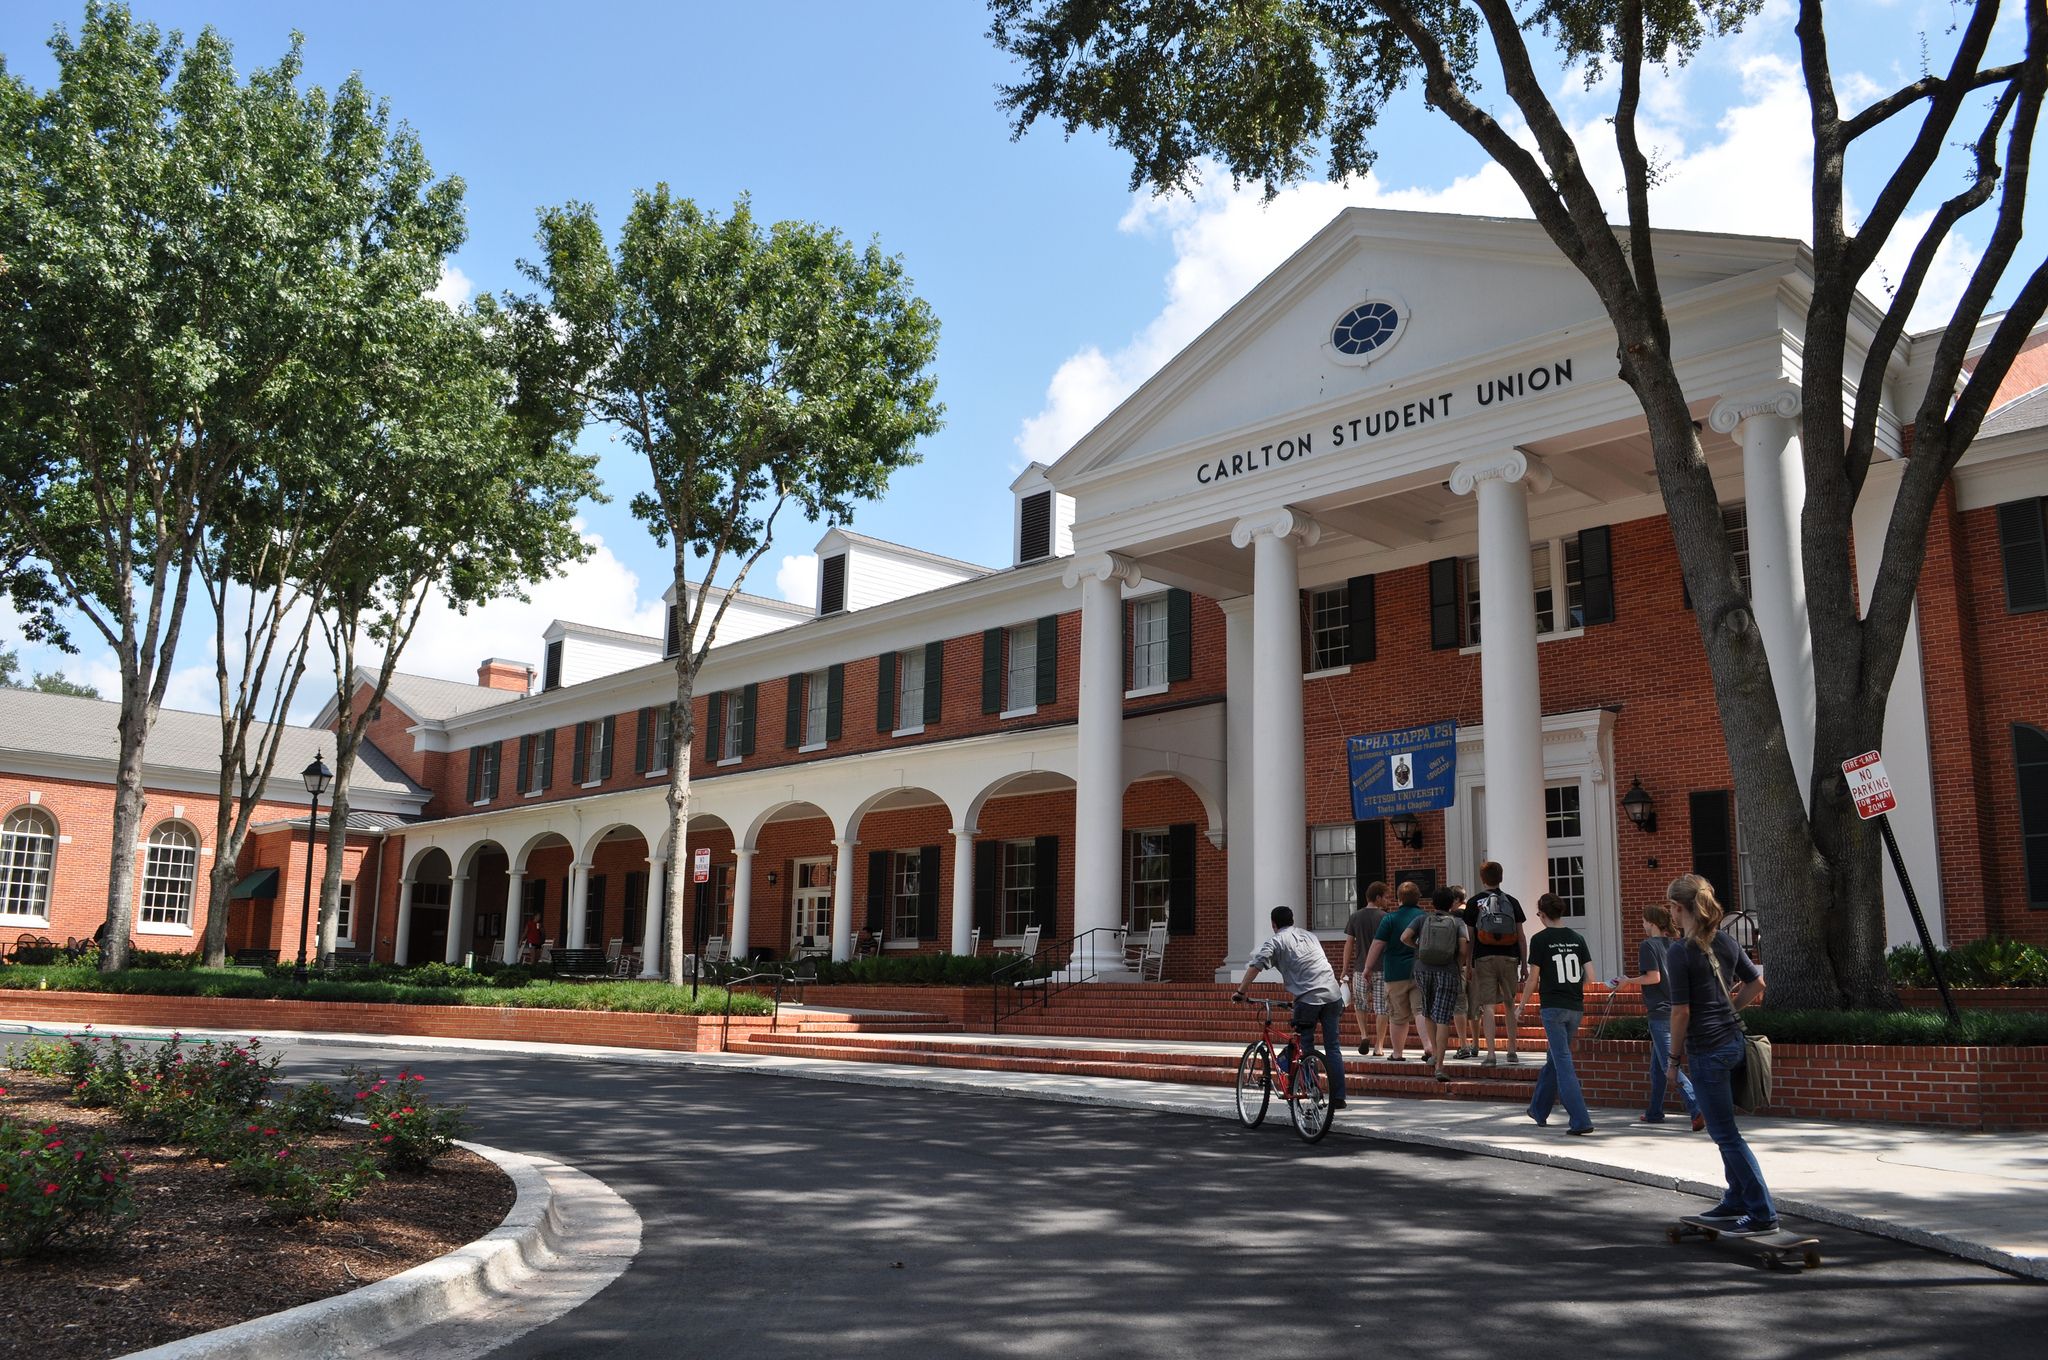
[719,969,792,1052]
[990,926,1127,1032]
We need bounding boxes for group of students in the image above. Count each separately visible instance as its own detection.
[1239,861,1781,1239]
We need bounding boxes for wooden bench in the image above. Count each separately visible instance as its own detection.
[549,947,613,978]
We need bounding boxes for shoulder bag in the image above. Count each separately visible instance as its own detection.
[1704,941,1772,1112]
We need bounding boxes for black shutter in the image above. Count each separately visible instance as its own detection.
[917,845,941,940]
[1998,498,2048,612]
[571,724,588,784]
[973,841,998,934]
[1035,615,1058,705]
[981,628,1004,713]
[635,708,652,775]
[1689,791,1737,912]
[1019,489,1053,562]
[2015,724,2048,907]
[1347,575,1377,664]
[484,744,500,800]
[539,729,554,790]
[739,683,758,756]
[664,604,681,658]
[1167,588,1193,682]
[702,696,722,764]
[624,871,645,944]
[1123,601,1133,693]
[1032,835,1060,934]
[1579,525,1615,625]
[819,554,848,614]
[923,640,945,724]
[1429,558,1461,650]
[598,715,616,779]
[785,674,804,748]
[516,734,533,795]
[543,639,563,691]
[1354,820,1387,904]
[466,748,480,803]
[1167,822,1198,936]
[825,664,844,740]
[876,652,897,732]
[587,875,607,946]
[866,849,890,934]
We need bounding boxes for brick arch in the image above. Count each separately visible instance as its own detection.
[1124,768,1224,844]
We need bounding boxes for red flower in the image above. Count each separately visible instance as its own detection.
[381,1135,393,1144]
[101,1173,116,1184]
[400,1107,414,1115]
[44,1141,62,1151]
[43,1183,57,1195]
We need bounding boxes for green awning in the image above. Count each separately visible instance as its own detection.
[227,868,280,901]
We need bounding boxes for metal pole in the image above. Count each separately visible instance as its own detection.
[294,793,319,985]
[1877,813,1959,1024]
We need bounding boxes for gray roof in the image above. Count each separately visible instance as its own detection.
[832,529,992,575]
[371,668,526,723]
[250,808,418,834]
[545,620,664,648]
[0,688,426,804]
[691,582,813,617]
[1979,383,2048,439]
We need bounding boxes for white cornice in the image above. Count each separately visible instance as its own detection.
[0,750,427,816]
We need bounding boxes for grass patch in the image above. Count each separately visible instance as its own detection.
[0,965,774,1017]
[1594,1008,2048,1047]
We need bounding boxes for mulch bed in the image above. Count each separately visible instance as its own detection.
[0,1074,515,1359]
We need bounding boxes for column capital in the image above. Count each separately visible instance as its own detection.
[1062,552,1143,591]
[733,845,757,860]
[950,825,979,840]
[1450,449,1553,497]
[1229,506,1322,551]
[832,837,860,851]
[1216,594,1253,618]
[1707,385,1801,435]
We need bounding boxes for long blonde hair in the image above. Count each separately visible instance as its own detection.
[1667,874,1724,954]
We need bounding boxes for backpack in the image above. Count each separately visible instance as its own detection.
[1475,891,1519,948]
[1416,911,1461,968]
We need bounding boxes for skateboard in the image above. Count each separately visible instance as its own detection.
[1666,1215,1822,1271]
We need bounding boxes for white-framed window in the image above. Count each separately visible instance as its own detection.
[335,881,355,945]
[0,806,56,920]
[653,706,674,772]
[1001,839,1037,936]
[896,650,925,731]
[1131,597,1169,690]
[718,693,741,761]
[1005,624,1037,712]
[1723,502,1752,597]
[589,716,615,776]
[804,669,829,746]
[138,822,199,930]
[1309,823,1357,931]
[1308,587,1349,671]
[1462,541,1586,645]
[1544,784,1588,919]
[1127,829,1172,933]
[890,851,922,939]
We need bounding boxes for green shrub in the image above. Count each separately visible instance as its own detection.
[221,1124,379,1219]
[400,962,491,989]
[777,952,1054,987]
[348,1068,467,1172]
[1595,1008,2048,1046]
[268,1081,350,1134]
[1886,940,2048,989]
[489,967,532,989]
[10,1035,97,1087]
[0,1119,135,1257]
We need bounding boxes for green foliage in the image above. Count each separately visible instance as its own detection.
[1596,1009,2048,1046]
[347,1068,466,1172]
[220,1123,379,1219]
[268,1081,350,1135]
[796,952,1055,987]
[0,1118,136,1257]
[0,648,99,698]
[490,968,533,989]
[1887,940,2048,989]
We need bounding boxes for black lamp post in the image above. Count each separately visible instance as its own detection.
[1621,778,1658,834]
[293,755,332,984]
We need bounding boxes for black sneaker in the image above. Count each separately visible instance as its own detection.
[1693,1206,1745,1225]
[1727,1215,1780,1237]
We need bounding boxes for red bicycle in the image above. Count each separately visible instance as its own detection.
[1232,996,1335,1143]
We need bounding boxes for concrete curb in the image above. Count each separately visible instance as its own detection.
[120,1139,563,1360]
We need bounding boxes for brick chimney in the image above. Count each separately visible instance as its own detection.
[478,657,533,694]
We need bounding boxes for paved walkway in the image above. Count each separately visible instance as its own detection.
[9,1016,2045,1280]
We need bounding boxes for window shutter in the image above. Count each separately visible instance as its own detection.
[1688,791,1736,913]
[484,744,500,800]
[571,724,589,785]
[466,749,480,803]
[664,604,682,658]
[1429,558,1461,650]
[1019,490,1053,562]
[586,875,607,946]
[923,640,945,724]
[516,734,533,794]
[599,715,616,779]
[1167,588,1193,682]
[539,730,555,790]
[1579,525,1615,625]
[1353,820,1386,904]
[635,708,652,775]
[1167,822,1198,936]
[784,674,804,748]
[973,841,998,934]
[1032,835,1060,934]
[866,849,890,934]
[739,683,758,756]
[1122,601,1133,693]
[2015,724,2048,906]
[624,871,645,944]
[825,664,844,741]
[981,628,1004,714]
[1298,588,1314,671]
[819,554,848,614]
[917,845,941,940]
[1998,498,2048,612]
[1035,615,1058,705]
[876,652,897,732]
[1346,575,1376,664]
[702,696,721,764]
[543,639,564,692]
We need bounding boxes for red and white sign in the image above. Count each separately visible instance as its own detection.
[1842,750,1898,820]
[692,847,711,884]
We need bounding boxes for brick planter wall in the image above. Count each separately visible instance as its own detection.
[0,991,780,1054]
[750,984,991,1026]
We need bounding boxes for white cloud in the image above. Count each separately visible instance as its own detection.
[430,264,474,310]
[774,553,819,608]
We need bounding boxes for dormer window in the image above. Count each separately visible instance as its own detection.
[1019,490,1053,563]
[819,553,848,615]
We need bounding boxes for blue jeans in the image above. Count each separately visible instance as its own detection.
[1691,1033,1776,1221]
[1276,999,1347,1104]
[1527,1006,1592,1132]
[1644,1012,1699,1119]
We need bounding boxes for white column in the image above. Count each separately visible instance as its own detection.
[443,875,469,965]
[393,878,415,966]
[1218,594,1256,979]
[566,860,591,948]
[501,871,523,965]
[950,827,977,954]
[830,838,857,961]
[730,847,755,964]
[1063,552,1143,976]
[1451,451,1554,917]
[639,858,665,977]
[1230,509,1321,935]
[1710,387,1815,795]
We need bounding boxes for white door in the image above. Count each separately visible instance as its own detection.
[1469,780,1617,976]
[792,857,832,951]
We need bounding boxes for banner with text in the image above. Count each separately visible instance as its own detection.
[1348,720,1460,820]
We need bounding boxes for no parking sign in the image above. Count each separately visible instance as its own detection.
[692,847,711,884]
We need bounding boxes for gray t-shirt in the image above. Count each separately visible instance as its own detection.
[1248,926,1342,1005]
[1344,905,1385,970]
[1639,937,1672,1014]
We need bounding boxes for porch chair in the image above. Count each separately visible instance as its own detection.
[702,935,729,967]
[855,928,884,960]
[1017,924,1041,959]
[605,937,624,963]
[537,938,555,965]
[1125,922,1168,982]
[967,926,981,956]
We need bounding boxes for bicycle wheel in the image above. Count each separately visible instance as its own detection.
[1235,1042,1272,1127]
[1289,1050,1334,1143]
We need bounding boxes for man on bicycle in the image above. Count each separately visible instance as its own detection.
[1232,906,1347,1109]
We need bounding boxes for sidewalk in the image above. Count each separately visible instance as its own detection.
[10,1016,2044,1281]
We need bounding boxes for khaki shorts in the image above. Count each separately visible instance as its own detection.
[1386,978,1420,1026]
[1471,954,1520,1007]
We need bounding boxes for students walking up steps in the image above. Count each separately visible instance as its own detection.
[1360,882,1426,1061]
[1404,885,1471,1083]
[1615,903,1703,1130]
[1340,881,1390,1058]
[1515,893,1595,1135]
[1446,884,1478,1059]
[1465,862,1528,1066]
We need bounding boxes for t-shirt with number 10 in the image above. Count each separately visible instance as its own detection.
[1530,926,1594,1011]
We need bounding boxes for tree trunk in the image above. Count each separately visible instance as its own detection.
[664,680,699,986]
[318,771,353,968]
[99,684,153,973]
[202,853,238,969]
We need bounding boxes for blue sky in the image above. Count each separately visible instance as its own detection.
[1,1,2030,711]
